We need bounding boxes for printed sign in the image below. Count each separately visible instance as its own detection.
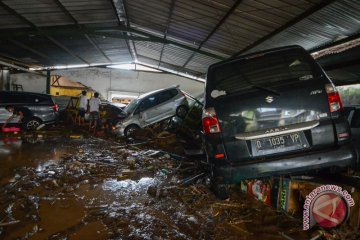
[303,185,355,230]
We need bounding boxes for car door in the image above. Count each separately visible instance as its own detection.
[155,89,177,120]
[138,94,162,125]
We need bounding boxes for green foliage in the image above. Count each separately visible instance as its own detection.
[338,84,360,106]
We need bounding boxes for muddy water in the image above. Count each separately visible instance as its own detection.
[1,135,358,240]
[0,136,74,184]
[0,136,212,239]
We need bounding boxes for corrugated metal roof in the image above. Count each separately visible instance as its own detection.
[92,35,133,63]
[1,0,73,27]
[134,41,163,61]
[60,0,119,24]
[160,44,193,67]
[0,0,359,83]
[245,0,360,54]
[185,53,220,74]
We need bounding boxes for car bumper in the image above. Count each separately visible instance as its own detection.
[115,124,126,136]
[213,144,356,184]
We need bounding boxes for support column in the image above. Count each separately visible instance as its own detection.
[0,69,3,91]
[46,70,51,94]
[0,68,10,91]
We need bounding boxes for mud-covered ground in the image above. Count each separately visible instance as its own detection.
[0,128,359,240]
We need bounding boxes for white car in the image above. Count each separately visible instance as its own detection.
[116,86,189,136]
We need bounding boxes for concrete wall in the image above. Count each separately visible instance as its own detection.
[10,72,47,93]
[10,68,205,100]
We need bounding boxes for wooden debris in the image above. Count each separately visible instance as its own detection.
[0,220,20,226]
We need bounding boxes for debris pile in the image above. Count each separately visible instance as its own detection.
[1,132,359,239]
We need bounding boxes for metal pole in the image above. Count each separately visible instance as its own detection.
[3,68,10,91]
[46,70,51,94]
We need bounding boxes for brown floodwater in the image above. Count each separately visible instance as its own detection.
[0,135,212,239]
[1,133,359,240]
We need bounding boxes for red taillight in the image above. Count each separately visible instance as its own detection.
[338,132,349,139]
[52,104,59,112]
[325,84,343,113]
[215,153,225,159]
[202,107,221,134]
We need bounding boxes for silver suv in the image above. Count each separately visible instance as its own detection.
[0,91,59,130]
[116,86,188,136]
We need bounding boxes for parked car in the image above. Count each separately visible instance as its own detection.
[344,106,360,164]
[0,91,59,130]
[102,103,127,132]
[116,86,189,136]
[52,95,72,121]
[64,96,122,124]
[203,45,356,194]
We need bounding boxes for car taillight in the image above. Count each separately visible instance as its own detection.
[325,84,343,113]
[52,104,59,112]
[202,107,221,134]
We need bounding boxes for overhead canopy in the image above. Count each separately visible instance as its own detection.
[0,0,359,83]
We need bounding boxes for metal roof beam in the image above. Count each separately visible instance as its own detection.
[138,55,205,82]
[0,25,226,60]
[110,0,138,63]
[84,34,113,63]
[9,40,56,64]
[0,60,46,76]
[0,1,90,65]
[310,32,360,53]
[0,28,168,42]
[53,0,112,64]
[182,0,243,68]
[0,26,226,60]
[52,0,79,24]
[231,0,337,58]
[158,0,176,67]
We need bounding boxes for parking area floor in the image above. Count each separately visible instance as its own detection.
[0,129,358,240]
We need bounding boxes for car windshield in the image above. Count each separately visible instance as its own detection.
[124,98,140,114]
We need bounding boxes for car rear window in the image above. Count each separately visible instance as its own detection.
[207,48,322,96]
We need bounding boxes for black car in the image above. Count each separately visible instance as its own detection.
[202,45,356,191]
[0,91,59,130]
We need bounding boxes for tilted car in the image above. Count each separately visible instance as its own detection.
[116,86,189,136]
[0,91,59,130]
[202,45,356,192]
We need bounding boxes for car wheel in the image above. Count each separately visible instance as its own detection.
[24,118,41,131]
[124,124,140,137]
[211,180,229,200]
[176,105,188,119]
[208,159,229,200]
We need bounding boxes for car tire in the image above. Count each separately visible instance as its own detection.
[24,118,42,131]
[209,165,229,200]
[211,181,229,200]
[176,105,188,119]
[124,124,140,137]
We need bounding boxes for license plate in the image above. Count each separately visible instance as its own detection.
[251,132,308,156]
